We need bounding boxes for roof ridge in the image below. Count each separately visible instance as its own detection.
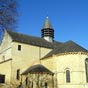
[7,30,42,40]
[64,40,87,51]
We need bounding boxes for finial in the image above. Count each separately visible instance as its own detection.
[46,16,48,19]
[46,11,48,18]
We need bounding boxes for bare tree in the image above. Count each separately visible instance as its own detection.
[0,0,18,41]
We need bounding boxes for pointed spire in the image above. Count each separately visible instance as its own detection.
[42,16,53,29]
[41,17,54,43]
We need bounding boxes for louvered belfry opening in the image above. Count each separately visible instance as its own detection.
[21,64,54,88]
[41,28,54,38]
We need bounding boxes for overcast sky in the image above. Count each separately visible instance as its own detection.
[18,0,88,49]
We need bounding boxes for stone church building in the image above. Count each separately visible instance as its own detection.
[0,17,88,88]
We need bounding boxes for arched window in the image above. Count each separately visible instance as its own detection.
[85,58,88,82]
[66,70,70,83]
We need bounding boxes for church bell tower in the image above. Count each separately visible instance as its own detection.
[41,16,54,42]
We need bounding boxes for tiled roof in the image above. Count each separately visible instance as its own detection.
[7,30,62,49]
[42,40,88,59]
[22,64,54,75]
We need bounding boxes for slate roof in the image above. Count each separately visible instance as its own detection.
[6,31,88,59]
[42,40,88,59]
[42,16,53,29]
[22,64,54,75]
[7,30,62,49]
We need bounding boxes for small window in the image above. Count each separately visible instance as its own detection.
[0,74,5,83]
[16,69,20,80]
[18,45,21,51]
[66,70,70,83]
